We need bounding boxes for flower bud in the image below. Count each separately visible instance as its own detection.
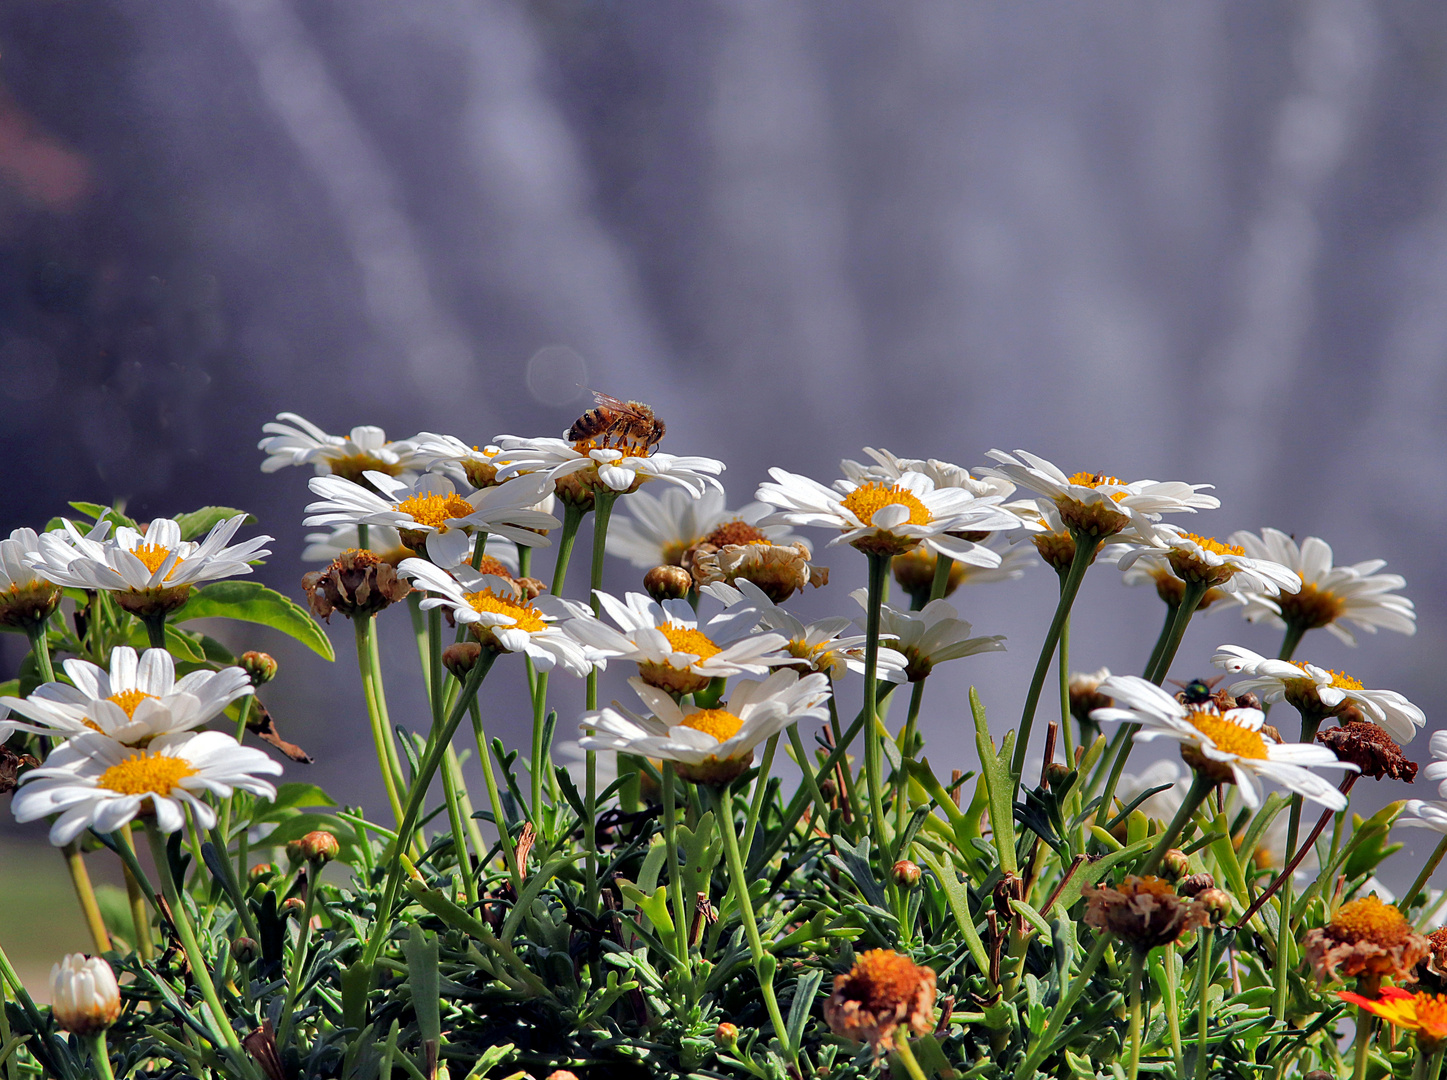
[1161,848,1190,882]
[442,642,484,680]
[249,862,275,880]
[713,1022,739,1049]
[239,651,278,686]
[284,838,305,863]
[1196,887,1232,925]
[819,777,838,802]
[545,1072,580,1080]
[297,830,340,864]
[281,897,306,917]
[1179,872,1215,898]
[231,937,260,965]
[644,565,694,602]
[1044,762,1071,790]
[892,860,922,888]
[50,954,120,1035]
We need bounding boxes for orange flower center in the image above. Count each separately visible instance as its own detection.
[394,492,475,530]
[1331,896,1409,944]
[463,589,545,633]
[131,544,184,580]
[681,708,744,742]
[841,950,927,1010]
[658,623,721,662]
[98,751,198,796]
[107,689,157,718]
[840,483,932,528]
[703,520,772,547]
[1188,708,1268,759]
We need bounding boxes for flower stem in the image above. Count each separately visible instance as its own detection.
[927,554,955,604]
[355,617,406,826]
[23,620,55,684]
[861,552,892,859]
[1352,1008,1373,1080]
[117,826,154,961]
[661,765,692,968]
[1272,714,1323,1022]
[1277,620,1307,662]
[88,1032,117,1080]
[1164,943,1184,1079]
[1011,534,1100,781]
[710,783,794,1062]
[440,750,478,907]
[1142,772,1213,876]
[1058,608,1075,765]
[61,840,111,953]
[893,680,927,841]
[142,613,167,650]
[1403,835,1447,917]
[468,700,523,893]
[1141,601,1179,684]
[585,491,618,906]
[742,733,779,863]
[1194,928,1214,1080]
[275,855,322,1050]
[893,1035,930,1080]
[1126,950,1146,1080]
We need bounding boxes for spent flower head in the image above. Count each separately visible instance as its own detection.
[823,949,937,1051]
[1305,895,1429,988]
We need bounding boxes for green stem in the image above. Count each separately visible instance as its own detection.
[24,620,55,684]
[89,1032,117,1080]
[893,1035,930,1080]
[207,823,261,942]
[710,784,794,1062]
[1126,950,1146,1080]
[927,553,955,604]
[142,613,167,650]
[1011,534,1100,781]
[469,700,523,893]
[1194,928,1214,1080]
[440,752,478,907]
[1058,608,1075,765]
[827,694,863,828]
[1015,934,1112,1079]
[356,618,406,826]
[1352,1008,1373,1080]
[118,826,154,961]
[275,857,322,1050]
[742,734,779,863]
[0,967,14,1080]
[1164,944,1184,1080]
[893,680,927,843]
[585,492,618,906]
[366,616,410,805]
[529,669,551,825]
[1142,772,1212,877]
[662,765,692,968]
[1402,834,1447,917]
[786,725,833,829]
[550,501,586,597]
[1142,601,1179,683]
[1278,620,1307,662]
[861,551,892,859]
[62,841,111,953]
[1272,713,1321,1022]
[0,938,44,1036]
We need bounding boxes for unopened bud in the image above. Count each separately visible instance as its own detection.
[545,1072,580,1080]
[819,777,838,802]
[1179,872,1215,897]
[281,897,306,917]
[1161,848,1190,882]
[892,860,922,888]
[1304,1072,1332,1080]
[1044,762,1071,790]
[644,564,694,602]
[1197,887,1232,924]
[298,830,339,864]
[249,862,275,880]
[714,1022,739,1049]
[442,642,483,679]
[49,954,121,1035]
[231,937,260,965]
[285,838,305,863]
[239,651,278,686]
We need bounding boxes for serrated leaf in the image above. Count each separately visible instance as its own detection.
[174,507,256,541]
[920,848,990,974]
[172,581,334,660]
[971,687,1017,873]
[404,926,441,1051]
[1049,836,1153,914]
[786,968,823,1051]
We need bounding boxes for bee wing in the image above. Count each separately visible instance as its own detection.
[589,390,649,420]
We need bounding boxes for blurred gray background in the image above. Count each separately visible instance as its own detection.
[3,0,1445,972]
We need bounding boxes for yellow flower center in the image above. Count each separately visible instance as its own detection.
[98,751,198,796]
[131,544,184,580]
[658,623,721,662]
[1323,667,1363,692]
[107,689,157,718]
[1064,472,1130,503]
[1277,579,1347,630]
[1180,533,1243,557]
[572,439,651,459]
[681,708,744,742]
[1331,895,1408,944]
[329,452,402,483]
[1404,994,1447,1042]
[1188,708,1268,759]
[840,483,933,528]
[463,589,545,633]
[394,492,475,530]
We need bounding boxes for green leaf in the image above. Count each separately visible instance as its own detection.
[173,507,256,541]
[920,848,990,974]
[971,687,1017,874]
[172,581,335,660]
[67,501,138,530]
[404,926,441,1053]
[785,969,823,1052]
[1049,837,1153,915]
[125,623,207,663]
[252,783,338,823]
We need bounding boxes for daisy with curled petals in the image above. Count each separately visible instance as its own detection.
[258,412,422,482]
[703,580,907,682]
[849,589,1006,682]
[0,527,62,630]
[1117,523,1301,598]
[1091,674,1355,811]
[408,432,510,489]
[304,470,557,567]
[1227,527,1417,647]
[755,467,1020,563]
[398,562,592,675]
[492,434,725,503]
[27,515,272,618]
[565,591,791,695]
[1212,645,1424,744]
[982,450,1218,539]
[579,669,831,784]
[11,730,281,846]
[606,486,791,569]
[0,645,252,746]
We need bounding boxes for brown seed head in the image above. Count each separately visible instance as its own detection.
[1179,872,1216,898]
[0,745,39,796]
[1317,720,1417,782]
[691,541,826,603]
[1083,875,1208,951]
[824,949,937,1050]
[1304,895,1430,986]
[1426,927,1447,982]
[301,548,411,621]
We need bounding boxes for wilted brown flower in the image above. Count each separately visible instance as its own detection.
[1179,872,1216,898]
[692,539,827,603]
[1304,895,1429,989]
[1316,719,1417,782]
[1422,927,1447,986]
[0,744,39,795]
[1083,875,1207,951]
[301,549,411,621]
[824,949,937,1051]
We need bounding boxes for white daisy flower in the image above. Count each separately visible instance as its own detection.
[398,562,593,675]
[982,449,1219,538]
[565,591,791,696]
[606,486,792,569]
[0,645,252,746]
[579,669,831,785]
[1404,740,1447,832]
[258,412,422,482]
[849,590,1006,682]
[703,579,907,681]
[1117,524,1300,597]
[755,468,1020,563]
[492,434,725,500]
[1211,646,1425,744]
[0,527,63,629]
[304,470,557,567]
[408,432,511,489]
[1090,675,1355,810]
[1111,547,1242,613]
[1226,528,1416,645]
[12,730,282,846]
[842,447,1016,500]
[26,515,272,616]
[302,522,520,577]
[1420,731,1447,797]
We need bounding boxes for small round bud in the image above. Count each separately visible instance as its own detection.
[50,954,121,1035]
[1044,762,1071,790]
[1179,872,1216,898]
[1196,887,1232,924]
[644,565,694,602]
[249,862,275,880]
[442,642,483,679]
[281,897,306,917]
[545,1072,580,1080]
[713,1022,739,1049]
[284,839,305,863]
[298,830,340,864]
[1304,1072,1332,1080]
[1161,848,1190,882]
[819,777,838,801]
[231,937,260,965]
[892,860,922,888]
[239,651,278,686]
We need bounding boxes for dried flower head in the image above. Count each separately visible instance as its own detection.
[1304,895,1429,988]
[0,744,39,795]
[1316,719,1417,782]
[1179,872,1215,898]
[691,539,828,604]
[302,549,411,621]
[1425,927,1447,983]
[824,949,937,1050]
[1083,875,1207,951]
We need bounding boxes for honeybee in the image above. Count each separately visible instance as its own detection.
[566,391,666,453]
